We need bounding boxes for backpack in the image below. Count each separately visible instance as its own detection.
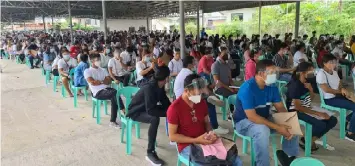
[189,140,238,166]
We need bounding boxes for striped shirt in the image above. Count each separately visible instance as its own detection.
[286,79,312,111]
[272,53,288,69]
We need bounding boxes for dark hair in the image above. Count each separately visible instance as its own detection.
[291,62,313,80]
[250,46,261,59]
[280,42,288,50]
[184,74,200,89]
[296,42,306,51]
[183,56,194,68]
[256,59,274,74]
[80,54,89,63]
[322,53,337,66]
[89,53,101,61]
[153,65,170,81]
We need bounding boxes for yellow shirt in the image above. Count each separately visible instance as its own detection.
[351,43,355,55]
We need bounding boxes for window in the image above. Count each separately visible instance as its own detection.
[231,13,243,21]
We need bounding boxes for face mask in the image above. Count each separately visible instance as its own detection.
[145,57,151,63]
[106,49,110,54]
[50,48,55,53]
[63,54,70,60]
[188,94,201,104]
[306,71,315,78]
[94,61,101,67]
[265,74,277,86]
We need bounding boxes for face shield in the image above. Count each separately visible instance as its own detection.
[185,78,208,104]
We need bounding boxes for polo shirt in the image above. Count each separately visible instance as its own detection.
[293,51,308,67]
[197,55,214,74]
[167,97,208,152]
[233,78,281,123]
[286,79,311,111]
[120,50,137,65]
[168,58,183,74]
[211,57,231,86]
[107,58,129,77]
[84,67,109,96]
[174,68,193,98]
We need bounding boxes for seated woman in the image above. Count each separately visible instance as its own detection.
[136,51,155,87]
[108,49,131,86]
[58,48,78,97]
[74,54,89,95]
[317,54,355,142]
[286,61,337,151]
[244,47,261,80]
[42,45,57,72]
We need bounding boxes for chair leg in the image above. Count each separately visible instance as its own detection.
[135,122,140,138]
[61,85,66,97]
[233,133,236,142]
[177,159,182,166]
[304,124,312,157]
[271,135,278,166]
[242,138,248,154]
[322,135,327,149]
[340,110,346,139]
[126,119,132,155]
[121,122,125,143]
[83,88,88,101]
[104,101,108,115]
[73,88,78,108]
[92,101,96,118]
[250,139,255,166]
[221,106,227,121]
[165,118,169,136]
[96,101,101,124]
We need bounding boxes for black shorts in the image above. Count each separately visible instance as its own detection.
[52,69,59,76]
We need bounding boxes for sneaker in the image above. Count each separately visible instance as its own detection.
[227,114,233,121]
[276,150,294,166]
[236,77,242,81]
[345,133,355,142]
[109,122,121,129]
[207,96,224,107]
[146,151,165,166]
[213,126,229,135]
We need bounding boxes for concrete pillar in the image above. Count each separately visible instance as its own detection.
[68,0,73,42]
[196,5,200,43]
[42,15,46,32]
[102,0,107,42]
[146,17,149,32]
[24,22,26,31]
[295,1,300,38]
[51,16,54,25]
[258,1,262,45]
[201,10,204,29]
[179,0,186,59]
[11,16,14,32]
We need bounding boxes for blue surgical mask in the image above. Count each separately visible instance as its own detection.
[63,54,70,60]
[265,74,277,86]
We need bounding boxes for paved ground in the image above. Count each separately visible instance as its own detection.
[1,59,355,166]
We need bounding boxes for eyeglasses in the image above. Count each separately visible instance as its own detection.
[190,109,197,122]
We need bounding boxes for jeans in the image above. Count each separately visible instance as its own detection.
[236,119,299,166]
[180,145,243,166]
[215,87,235,113]
[28,55,41,67]
[207,101,219,129]
[132,111,166,154]
[94,88,124,122]
[279,73,292,82]
[325,96,355,133]
[297,112,338,138]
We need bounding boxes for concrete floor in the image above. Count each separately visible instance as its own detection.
[1,59,355,166]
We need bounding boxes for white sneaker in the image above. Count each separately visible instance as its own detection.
[213,126,229,135]
[109,122,121,129]
[236,77,242,81]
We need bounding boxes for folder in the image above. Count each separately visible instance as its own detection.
[272,112,303,136]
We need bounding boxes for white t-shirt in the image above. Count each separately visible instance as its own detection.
[168,58,183,74]
[136,61,151,81]
[316,69,340,99]
[293,51,308,67]
[99,53,111,68]
[57,58,77,74]
[107,58,129,77]
[51,57,60,70]
[153,46,160,58]
[84,67,109,96]
[120,51,137,65]
[174,68,193,98]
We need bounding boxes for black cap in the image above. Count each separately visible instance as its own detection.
[27,44,38,50]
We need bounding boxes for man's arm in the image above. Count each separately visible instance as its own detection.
[86,77,101,86]
[58,68,69,77]
[204,115,213,132]
[168,123,199,143]
[103,76,111,85]
[108,67,118,82]
[245,109,280,130]
[213,74,233,91]
[273,102,288,113]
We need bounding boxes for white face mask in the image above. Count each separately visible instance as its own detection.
[63,54,70,60]
[188,94,201,104]
[94,61,101,67]
[265,74,277,86]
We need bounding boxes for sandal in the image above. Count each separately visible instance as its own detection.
[299,137,319,152]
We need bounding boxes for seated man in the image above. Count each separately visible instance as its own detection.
[27,44,41,69]
[168,49,183,77]
[234,60,299,166]
[174,56,228,135]
[84,53,125,128]
[120,46,137,68]
[287,62,337,151]
[272,42,294,82]
[126,66,171,165]
[108,49,131,86]
[212,46,238,120]
[168,74,241,166]
[58,49,77,97]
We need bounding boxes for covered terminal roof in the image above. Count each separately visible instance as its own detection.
[1,0,295,22]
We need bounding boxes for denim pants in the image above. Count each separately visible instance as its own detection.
[28,55,41,67]
[94,88,124,122]
[236,119,299,166]
[207,100,219,129]
[180,145,243,166]
[325,96,355,133]
[297,112,338,138]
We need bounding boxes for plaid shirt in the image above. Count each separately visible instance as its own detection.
[272,53,288,68]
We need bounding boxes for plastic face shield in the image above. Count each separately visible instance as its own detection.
[184,78,208,94]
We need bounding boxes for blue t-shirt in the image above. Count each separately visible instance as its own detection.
[233,77,281,123]
[74,62,89,87]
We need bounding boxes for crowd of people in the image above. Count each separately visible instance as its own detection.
[1,28,355,166]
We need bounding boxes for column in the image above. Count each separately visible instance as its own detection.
[10,15,13,32]
[102,0,107,42]
[258,1,262,45]
[146,17,149,32]
[51,16,54,25]
[196,5,200,43]
[42,15,46,32]
[68,0,73,42]
[295,1,300,38]
[24,22,26,31]
[201,10,204,29]
[179,0,186,59]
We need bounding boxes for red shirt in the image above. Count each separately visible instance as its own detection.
[167,97,208,152]
[190,50,202,60]
[197,55,214,74]
[317,50,328,67]
[70,46,80,59]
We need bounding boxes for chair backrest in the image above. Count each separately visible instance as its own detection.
[228,94,237,128]
[290,157,325,166]
[117,86,140,115]
[317,84,326,105]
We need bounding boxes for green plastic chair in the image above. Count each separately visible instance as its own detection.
[318,85,348,139]
[61,69,75,97]
[278,81,327,157]
[169,77,176,99]
[72,86,88,108]
[25,57,31,67]
[290,157,325,166]
[45,70,51,85]
[228,94,278,166]
[91,97,108,124]
[111,81,123,91]
[117,86,140,155]
[339,64,349,80]
[128,70,137,86]
[176,144,195,166]
[216,94,228,121]
[15,55,21,64]
[41,67,45,76]
[53,76,60,92]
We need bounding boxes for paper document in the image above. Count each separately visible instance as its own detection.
[272,112,303,136]
[229,86,240,89]
[307,106,335,120]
